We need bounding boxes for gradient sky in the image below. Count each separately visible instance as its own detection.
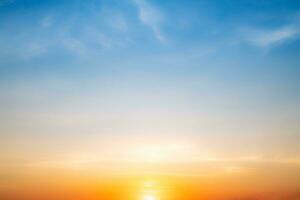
[0,0,300,200]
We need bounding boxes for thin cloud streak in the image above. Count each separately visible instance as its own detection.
[245,25,300,47]
[133,0,166,43]
[22,155,300,170]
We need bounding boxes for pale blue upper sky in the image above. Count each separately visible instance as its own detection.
[0,0,300,161]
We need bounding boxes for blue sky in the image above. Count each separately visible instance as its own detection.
[0,0,300,164]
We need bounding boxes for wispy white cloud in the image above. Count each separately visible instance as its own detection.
[133,0,166,43]
[63,38,87,55]
[245,25,300,47]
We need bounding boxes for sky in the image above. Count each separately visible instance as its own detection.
[0,0,300,200]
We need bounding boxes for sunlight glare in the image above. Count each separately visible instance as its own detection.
[142,194,156,200]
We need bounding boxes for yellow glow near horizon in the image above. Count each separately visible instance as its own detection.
[144,181,154,188]
[142,194,156,200]
[128,141,195,163]
[140,180,160,200]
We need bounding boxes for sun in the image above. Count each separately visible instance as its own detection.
[142,194,156,200]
